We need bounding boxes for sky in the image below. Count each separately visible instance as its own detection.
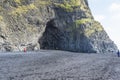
[88,0,120,49]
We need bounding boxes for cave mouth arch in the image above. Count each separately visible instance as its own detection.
[39,19,62,50]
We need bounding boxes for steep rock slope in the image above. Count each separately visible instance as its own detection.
[0,0,118,53]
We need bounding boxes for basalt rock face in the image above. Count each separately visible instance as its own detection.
[0,0,118,53]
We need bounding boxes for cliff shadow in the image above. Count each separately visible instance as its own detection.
[38,19,62,50]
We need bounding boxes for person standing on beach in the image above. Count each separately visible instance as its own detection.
[117,50,120,57]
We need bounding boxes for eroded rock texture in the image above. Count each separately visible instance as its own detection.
[0,0,118,53]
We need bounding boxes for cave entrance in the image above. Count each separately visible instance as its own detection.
[39,19,61,50]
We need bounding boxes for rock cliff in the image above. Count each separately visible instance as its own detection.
[0,0,118,53]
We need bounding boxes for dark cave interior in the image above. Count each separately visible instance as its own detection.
[39,19,61,50]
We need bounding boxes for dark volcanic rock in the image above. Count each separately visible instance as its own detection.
[0,0,118,53]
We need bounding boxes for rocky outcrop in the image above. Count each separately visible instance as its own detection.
[0,0,118,53]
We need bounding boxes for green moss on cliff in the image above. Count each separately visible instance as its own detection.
[74,19,103,37]
[85,21,103,37]
[10,3,37,16]
[14,0,21,4]
[75,18,92,25]
[0,16,3,21]
[34,0,51,6]
[57,3,73,12]
[55,0,81,12]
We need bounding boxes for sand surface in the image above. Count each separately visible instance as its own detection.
[0,50,119,80]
